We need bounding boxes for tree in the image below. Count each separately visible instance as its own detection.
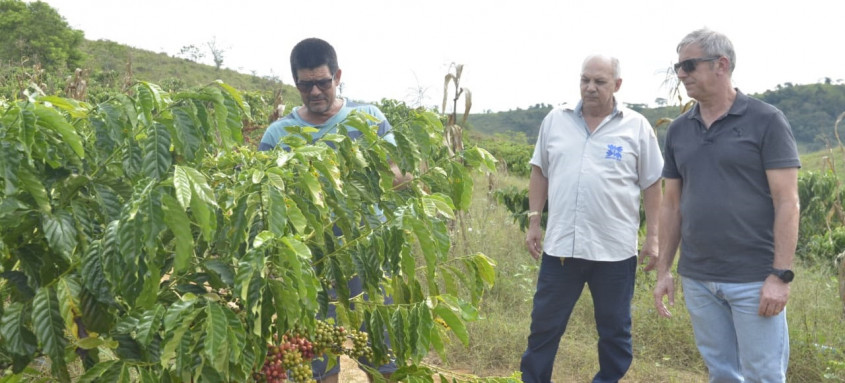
[176,44,205,63]
[207,37,225,70]
[0,0,84,71]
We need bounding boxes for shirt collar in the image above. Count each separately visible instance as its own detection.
[688,88,748,120]
[573,97,623,118]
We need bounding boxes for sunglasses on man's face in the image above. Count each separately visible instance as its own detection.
[296,77,334,92]
[673,56,720,74]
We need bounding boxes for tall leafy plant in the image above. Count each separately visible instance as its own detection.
[0,81,515,382]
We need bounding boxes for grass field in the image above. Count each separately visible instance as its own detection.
[431,171,845,382]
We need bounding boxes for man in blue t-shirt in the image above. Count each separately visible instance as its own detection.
[259,37,403,383]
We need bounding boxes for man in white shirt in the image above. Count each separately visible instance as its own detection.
[521,55,663,383]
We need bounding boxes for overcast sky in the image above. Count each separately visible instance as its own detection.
[39,0,845,113]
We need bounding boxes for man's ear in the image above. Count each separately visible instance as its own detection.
[615,78,623,92]
[717,57,730,75]
[334,68,343,83]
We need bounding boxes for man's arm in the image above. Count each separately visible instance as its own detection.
[653,178,682,318]
[639,180,663,271]
[525,165,548,260]
[390,162,413,189]
[758,167,799,317]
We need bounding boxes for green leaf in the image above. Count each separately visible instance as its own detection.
[160,295,200,367]
[161,194,194,273]
[190,189,215,242]
[320,133,347,143]
[136,83,155,127]
[117,215,144,302]
[462,146,498,173]
[33,103,84,159]
[0,271,35,301]
[266,185,287,236]
[410,304,431,361]
[252,230,274,249]
[134,304,165,347]
[171,106,203,162]
[80,241,115,306]
[181,165,218,208]
[472,253,496,287]
[433,302,468,347]
[93,183,122,222]
[265,168,285,190]
[99,360,132,383]
[407,217,437,290]
[138,81,171,110]
[56,277,82,339]
[37,96,90,119]
[300,169,324,207]
[142,123,172,181]
[285,198,307,235]
[173,166,193,209]
[222,90,244,144]
[204,303,229,373]
[0,302,37,356]
[17,166,50,213]
[79,287,115,333]
[449,162,473,210]
[390,309,407,363]
[77,360,119,383]
[0,143,21,196]
[42,209,78,262]
[76,335,109,350]
[32,287,70,382]
[216,81,251,116]
[427,194,456,220]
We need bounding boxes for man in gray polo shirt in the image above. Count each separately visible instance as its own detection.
[653,28,800,382]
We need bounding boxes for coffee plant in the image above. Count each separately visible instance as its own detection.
[0,80,520,382]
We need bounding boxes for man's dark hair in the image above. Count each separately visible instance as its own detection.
[290,38,338,82]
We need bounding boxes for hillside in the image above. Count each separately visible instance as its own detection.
[77,39,302,104]
[78,39,292,95]
[466,83,845,153]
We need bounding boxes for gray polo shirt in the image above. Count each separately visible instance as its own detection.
[663,90,800,283]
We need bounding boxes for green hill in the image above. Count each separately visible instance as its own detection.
[78,39,298,99]
[466,84,845,153]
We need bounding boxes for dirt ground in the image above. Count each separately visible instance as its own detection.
[338,355,370,383]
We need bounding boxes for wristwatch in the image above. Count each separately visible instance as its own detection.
[771,268,794,283]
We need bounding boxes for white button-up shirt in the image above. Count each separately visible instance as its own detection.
[530,102,663,261]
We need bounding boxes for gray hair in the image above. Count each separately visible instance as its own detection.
[677,28,736,74]
[582,54,621,80]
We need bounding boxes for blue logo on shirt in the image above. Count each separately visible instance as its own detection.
[605,144,623,161]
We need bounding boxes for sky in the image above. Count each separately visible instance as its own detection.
[38,0,845,113]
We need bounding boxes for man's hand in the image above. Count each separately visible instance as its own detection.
[653,273,675,318]
[758,275,790,317]
[638,236,658,271]
[525,225,543,260]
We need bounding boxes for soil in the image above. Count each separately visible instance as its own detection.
[338,355,370,383]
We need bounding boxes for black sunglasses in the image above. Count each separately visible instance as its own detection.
[673,56,720,74]
[295,76,334,92]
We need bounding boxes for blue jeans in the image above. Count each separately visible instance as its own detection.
[521,254,637,383]
[312,275,398,380]
[682,277,789,383]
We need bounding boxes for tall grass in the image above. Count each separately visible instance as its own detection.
[435,171,845,382]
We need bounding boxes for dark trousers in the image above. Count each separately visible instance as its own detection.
[520,254,636,383]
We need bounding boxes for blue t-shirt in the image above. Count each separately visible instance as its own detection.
[258,99,394,151]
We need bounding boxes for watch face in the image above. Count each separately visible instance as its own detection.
[780,270,794,283]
